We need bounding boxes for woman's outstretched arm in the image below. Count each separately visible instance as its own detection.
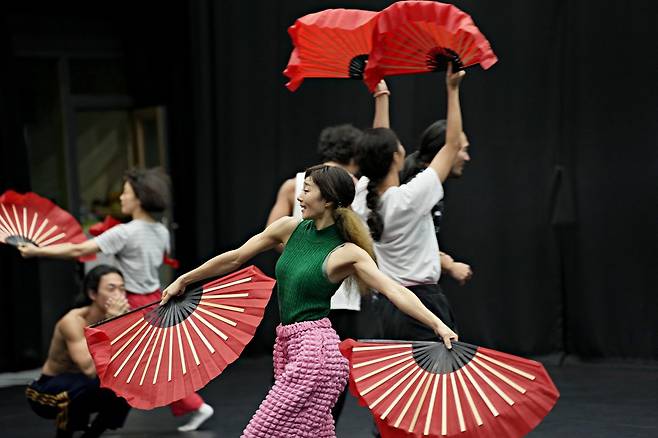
[327,243,458,347]
[161,216,298,304]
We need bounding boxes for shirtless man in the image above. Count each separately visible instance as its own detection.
[26,265,131,438]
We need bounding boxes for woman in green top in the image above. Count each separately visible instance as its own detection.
[160,164,458,438]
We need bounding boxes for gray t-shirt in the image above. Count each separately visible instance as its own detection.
[94,220,170,293]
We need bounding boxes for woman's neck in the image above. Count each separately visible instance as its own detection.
[313,213,335,231]
[131,209,155,222]
[377,167,400,195]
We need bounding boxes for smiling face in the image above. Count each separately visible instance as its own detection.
[297,176,330,220]
[119,181,141,215]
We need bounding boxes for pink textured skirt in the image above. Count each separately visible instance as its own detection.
[241,318,349,438]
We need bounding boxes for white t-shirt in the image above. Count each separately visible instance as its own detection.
[293,171,361,311]
[352,167,444,286]
[94,220,170,293]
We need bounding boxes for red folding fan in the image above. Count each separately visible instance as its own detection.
[363,1,498,90]
[84,265,275,409]
[340,339,559,438]
[0,190,93,261]
[284,8,378,91]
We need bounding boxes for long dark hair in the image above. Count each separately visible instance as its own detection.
[305,165,375,294]
[123,167,171,214]
[355,128,400,241]
[74,265,124,307]
[400,120,446,184]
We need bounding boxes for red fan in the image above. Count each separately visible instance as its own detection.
[84,265,275,409]
[284,8,378,91]
[363,1,498,90]
[0,190,94,261]
[340,339,558,438]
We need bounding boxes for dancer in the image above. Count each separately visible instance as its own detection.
[267,123,364,337]
[18,168,214,432]
[160,164,458,438]
[400,120,473,288]
[25,265,131,438]
[266,123,364,423]
[352,64,465,340]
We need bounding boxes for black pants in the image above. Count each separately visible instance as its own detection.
[328,308,360,426]
[26,373,130,437]
[369,283,457,437]
[375,283,458,341]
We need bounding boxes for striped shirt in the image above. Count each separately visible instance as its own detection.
[94,219,170,293]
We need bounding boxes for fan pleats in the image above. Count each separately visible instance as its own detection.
[85,265,275,409]
[341,339,559,438]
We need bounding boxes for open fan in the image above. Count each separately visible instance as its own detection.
[340,339,558,438]
[84,265,275,409]
[364,1,498,90]
[284,8,378,91]
[0,190,93,261]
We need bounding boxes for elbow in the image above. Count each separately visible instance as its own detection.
[229,250,244,271]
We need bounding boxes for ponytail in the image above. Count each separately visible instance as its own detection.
[365,179,385,241]
[356,127,400,242]
[333,206,376,296]
[303,163,378,295]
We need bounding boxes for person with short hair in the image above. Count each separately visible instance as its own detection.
[25,265,131,438]
[19,168,214,432]
[401,119,474,290]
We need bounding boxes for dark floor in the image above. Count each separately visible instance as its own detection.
[1,355,656,438]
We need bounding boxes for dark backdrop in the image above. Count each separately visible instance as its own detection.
[0,0,655,370]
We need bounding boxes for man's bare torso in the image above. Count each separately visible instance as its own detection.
[42,308,88,376]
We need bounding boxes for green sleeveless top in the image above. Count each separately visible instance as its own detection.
[275,219,344,325]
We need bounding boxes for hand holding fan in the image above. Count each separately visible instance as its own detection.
[0,190,93,261]
[84,265,275,409]
[340,339,558,438]
[364,1,498,90]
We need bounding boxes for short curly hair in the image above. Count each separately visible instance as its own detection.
[317,124,363,165]
[123,167,171,214]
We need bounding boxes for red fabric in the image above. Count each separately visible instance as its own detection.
[0,190,94,261]
[89,215,121,236]
[364,1,498,90]
[284,9,378,91]
[84,266,275,409]
[163,254,180,269]
[340,339,559,438]
[126,290,161,310]
[170,392,204,416]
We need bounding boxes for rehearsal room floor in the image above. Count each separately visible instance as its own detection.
[0,355,656,437]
